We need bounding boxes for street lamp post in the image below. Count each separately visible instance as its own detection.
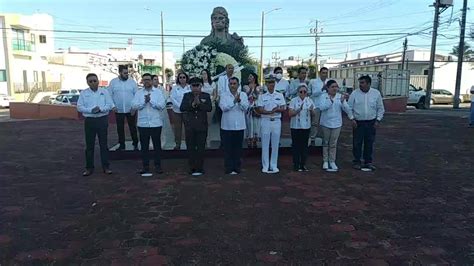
[259,8,281,84]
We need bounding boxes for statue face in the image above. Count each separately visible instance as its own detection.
[211,13,227,31]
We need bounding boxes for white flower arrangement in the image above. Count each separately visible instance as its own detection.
[181,45,241,80]
[181,45,219,77]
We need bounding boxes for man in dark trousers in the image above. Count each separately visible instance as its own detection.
[219,77,249,174]
[180,77,212,176]
[77,73,115,176]
[131,73,167,177]
[347,75,385,171]
[108,65,139,151]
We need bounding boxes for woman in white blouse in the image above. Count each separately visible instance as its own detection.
[201,69,217,147]
[318,80,353,172]
[170,72,191,150]
[288,84,316,172]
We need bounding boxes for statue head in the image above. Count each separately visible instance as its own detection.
[210,6,229,34]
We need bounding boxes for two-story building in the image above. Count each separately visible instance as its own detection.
[0,13,58,101]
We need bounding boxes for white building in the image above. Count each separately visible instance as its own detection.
[328,49,474,97]
[0,13,56,101]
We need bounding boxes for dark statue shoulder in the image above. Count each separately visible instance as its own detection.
[231,32,243,45]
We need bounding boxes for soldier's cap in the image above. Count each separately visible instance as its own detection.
[298,83,308,89]
[265,75,276,83]
[188,77,203,85]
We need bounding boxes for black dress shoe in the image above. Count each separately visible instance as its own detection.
[155,168,163,174]
[82,169,93,176]
[133,145,139,151]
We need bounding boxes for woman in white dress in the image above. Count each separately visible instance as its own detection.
[243,73,262,148]
[201,69,217,147]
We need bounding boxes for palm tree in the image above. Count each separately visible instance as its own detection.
[450,42,474,61]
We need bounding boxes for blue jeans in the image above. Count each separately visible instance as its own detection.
[470,101,474,125]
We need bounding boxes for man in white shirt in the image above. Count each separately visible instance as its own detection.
[309,67,329,145]
[77,73,115,176]
[217,64,239,97]
[257,77,287,174]
[288,66,310,99]
[274,67,290,97]
[108,65,139,151]
[219,77,249,175]
[132,73,166,177]
[347,75,385,171]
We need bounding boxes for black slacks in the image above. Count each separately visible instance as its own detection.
[221,129,244,173]
[185,128,207,172]
[84,115,109,169]
[115,112,138,147]
[352,119,376,164]
[291,128,310,167]
[138,127,162,170]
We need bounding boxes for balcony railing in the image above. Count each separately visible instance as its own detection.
[12,39,35,52]
[14,82,61,93]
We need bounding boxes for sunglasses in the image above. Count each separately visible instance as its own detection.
[191,83,201,87]
[299,90,307,94]
[88,80,98,83]
[179,76,187,79]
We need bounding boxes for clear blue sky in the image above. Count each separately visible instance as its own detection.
[1,0,471,63]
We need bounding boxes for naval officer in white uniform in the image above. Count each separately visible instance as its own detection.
[256,76,286,174]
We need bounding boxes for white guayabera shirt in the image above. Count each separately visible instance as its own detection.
[131,87,167,128]
[347,88,385,122]
[219,91,249,131]
[108,77,138,113]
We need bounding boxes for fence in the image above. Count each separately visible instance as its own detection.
[410,75,428,90]
[13,82,62,93]
[354,70,410,97]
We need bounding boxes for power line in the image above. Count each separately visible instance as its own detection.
[0,27,435,39]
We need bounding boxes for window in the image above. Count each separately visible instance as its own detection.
[31,33,36,45]
[0,70,6,82]
[39,35,47,43]
[423,69,429,75]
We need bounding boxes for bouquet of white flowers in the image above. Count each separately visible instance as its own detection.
[181,45,218,77]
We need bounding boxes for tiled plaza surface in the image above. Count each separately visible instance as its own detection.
[0,111,473,264]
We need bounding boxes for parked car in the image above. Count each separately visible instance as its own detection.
[407,84,426,109]
[50,94,80,106]
[407,86,463,108]
[431,89,462,105]
[0,94,15,108]
[49,89,81,103]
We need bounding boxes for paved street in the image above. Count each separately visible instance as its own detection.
[0,111,473,264]
[0,109,10,122]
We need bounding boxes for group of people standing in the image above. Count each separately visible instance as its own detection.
[77,64,385,177]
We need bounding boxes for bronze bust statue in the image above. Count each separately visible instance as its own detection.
[200,7,244,49]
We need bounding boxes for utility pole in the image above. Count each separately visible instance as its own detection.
[161,11,166,88]
[182,38,185,55]
[453,0,468,109]
[259,11,265,85]
[425,0,441,109]
[401,38,408,70]
[311,20,320,77]
[272,52,280,67]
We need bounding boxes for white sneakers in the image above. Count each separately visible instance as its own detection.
[328,162,338,172]
[323,161,339,172]
[322,162,329,170]
[230,171,238,175]
[262,168,279,174]
[192,172,203,176]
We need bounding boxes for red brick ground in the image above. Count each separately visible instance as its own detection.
[0,112,473,264]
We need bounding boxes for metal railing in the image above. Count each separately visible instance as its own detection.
[13,82,61,93]
[12,39,35,52]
